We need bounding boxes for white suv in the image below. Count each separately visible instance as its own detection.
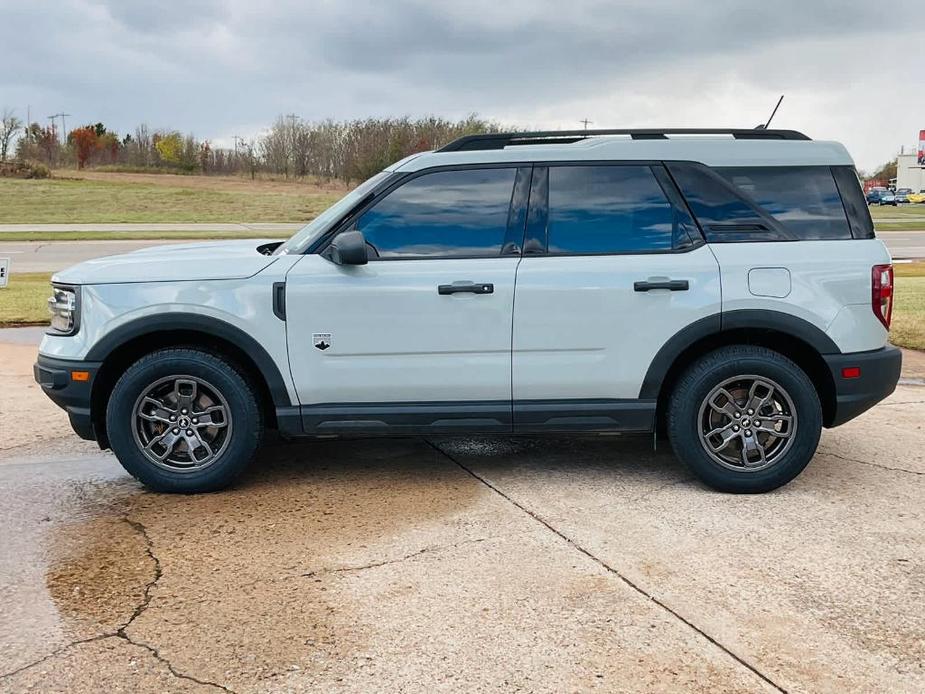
[35,128,902,494]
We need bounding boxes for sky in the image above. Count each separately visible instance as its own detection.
[1,0,923,172]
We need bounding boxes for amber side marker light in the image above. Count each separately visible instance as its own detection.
[70,371,90,382]
[841,367,861,379]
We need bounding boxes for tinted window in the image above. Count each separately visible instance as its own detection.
[667,163,773,241]
[355,168,516,259]
[546,165,687,254]
[717,166,851,240]
[832,166,874,239]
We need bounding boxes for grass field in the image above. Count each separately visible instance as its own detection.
[868,203,925,231]
[891,262,925,351]
[0,171,347,224]
[0,273,53,326]
[5,265,925,349]
[0,170,922,232]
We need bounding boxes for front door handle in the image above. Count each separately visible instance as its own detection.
[633,279,690,292]
[438,282,494,295]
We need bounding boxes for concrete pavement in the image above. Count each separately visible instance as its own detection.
[1,329,924,692]
[0,239,248,274]
[0,223,301,233]
[881,231,925,259]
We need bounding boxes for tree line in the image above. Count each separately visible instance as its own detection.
[0,110,502,182]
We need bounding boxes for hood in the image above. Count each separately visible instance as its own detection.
[52,239,282,285]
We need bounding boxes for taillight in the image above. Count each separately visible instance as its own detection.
[871,264,893,330]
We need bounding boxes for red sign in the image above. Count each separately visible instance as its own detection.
[919,130,925,165]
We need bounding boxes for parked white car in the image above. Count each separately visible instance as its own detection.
[36,128,901,494]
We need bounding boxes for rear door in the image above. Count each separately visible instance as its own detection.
[285,166,529,433]
[511,163,722,431]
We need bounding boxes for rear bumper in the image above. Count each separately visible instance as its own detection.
[34,354,102,441]
[823,346,901,427]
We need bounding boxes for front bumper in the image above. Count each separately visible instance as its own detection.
[34,354,102,441]
[823,346,902,427]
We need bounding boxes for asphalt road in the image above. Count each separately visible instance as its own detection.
[1,330,924,692]
[1,231,924,274]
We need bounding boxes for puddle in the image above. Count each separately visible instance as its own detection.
[46,517,153,632]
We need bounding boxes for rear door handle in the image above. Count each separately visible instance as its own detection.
[438,282,494,295]
[633,279,689,292]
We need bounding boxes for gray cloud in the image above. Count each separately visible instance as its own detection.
[0,0,922,169]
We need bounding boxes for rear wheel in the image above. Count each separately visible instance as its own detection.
[106,348,262,493]
[668,345,822,493]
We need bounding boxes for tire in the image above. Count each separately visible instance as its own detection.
[106,348,262,493]
[667,345,822,493]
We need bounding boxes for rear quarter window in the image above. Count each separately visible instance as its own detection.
[715,166,852,240]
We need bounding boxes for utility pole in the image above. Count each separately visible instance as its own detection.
[48,113,71,142]
[579,118,593,130]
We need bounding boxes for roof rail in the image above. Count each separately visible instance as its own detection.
[437,128,811,152]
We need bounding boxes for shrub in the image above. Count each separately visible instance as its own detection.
[0,160,51,179]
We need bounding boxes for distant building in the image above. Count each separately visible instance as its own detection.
[897,152,924,191]
[896,130,925,192]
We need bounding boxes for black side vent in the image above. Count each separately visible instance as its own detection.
[272,282,286,321]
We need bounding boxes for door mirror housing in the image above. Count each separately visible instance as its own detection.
[329,230,368,265]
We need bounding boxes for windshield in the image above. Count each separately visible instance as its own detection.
[274,171,393,255]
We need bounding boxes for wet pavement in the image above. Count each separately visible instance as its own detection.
[1,415,923,692]
[1,332,924,692]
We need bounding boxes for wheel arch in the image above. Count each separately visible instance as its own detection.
[643,310,840,430]
[87,314,292,447]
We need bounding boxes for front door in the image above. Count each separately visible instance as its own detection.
[285,166,529,434]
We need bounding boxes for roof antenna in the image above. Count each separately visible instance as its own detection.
[755,94,784,130]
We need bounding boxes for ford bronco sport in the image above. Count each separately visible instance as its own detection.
[35,128,902,493]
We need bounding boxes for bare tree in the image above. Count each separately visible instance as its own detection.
[132,124,152,166]
[236,137,258,179]
[1,109,23,161]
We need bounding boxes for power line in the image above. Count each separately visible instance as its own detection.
[579,118,593,130]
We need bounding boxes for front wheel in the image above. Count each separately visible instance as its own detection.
[106,348,262,493]
[668,346,822,493]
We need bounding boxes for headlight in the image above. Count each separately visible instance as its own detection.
[47,285,80,335]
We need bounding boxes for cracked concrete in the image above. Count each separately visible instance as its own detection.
[427,440,787,693]
[2,333,924,692]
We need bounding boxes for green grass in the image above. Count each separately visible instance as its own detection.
[891,262,925,350]
[873,223,925,232]
[0,231,289,242]
[870,203,925,231]
[869,204,925,218]
[0,273,52,326]
[0,176,341,224]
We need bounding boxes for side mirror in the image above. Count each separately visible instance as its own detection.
[329,230,368,266]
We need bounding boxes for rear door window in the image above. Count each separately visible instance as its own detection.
[545,165,696,254]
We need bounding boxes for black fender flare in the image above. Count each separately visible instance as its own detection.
[639,309,840,399]
[85,313,293,408]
